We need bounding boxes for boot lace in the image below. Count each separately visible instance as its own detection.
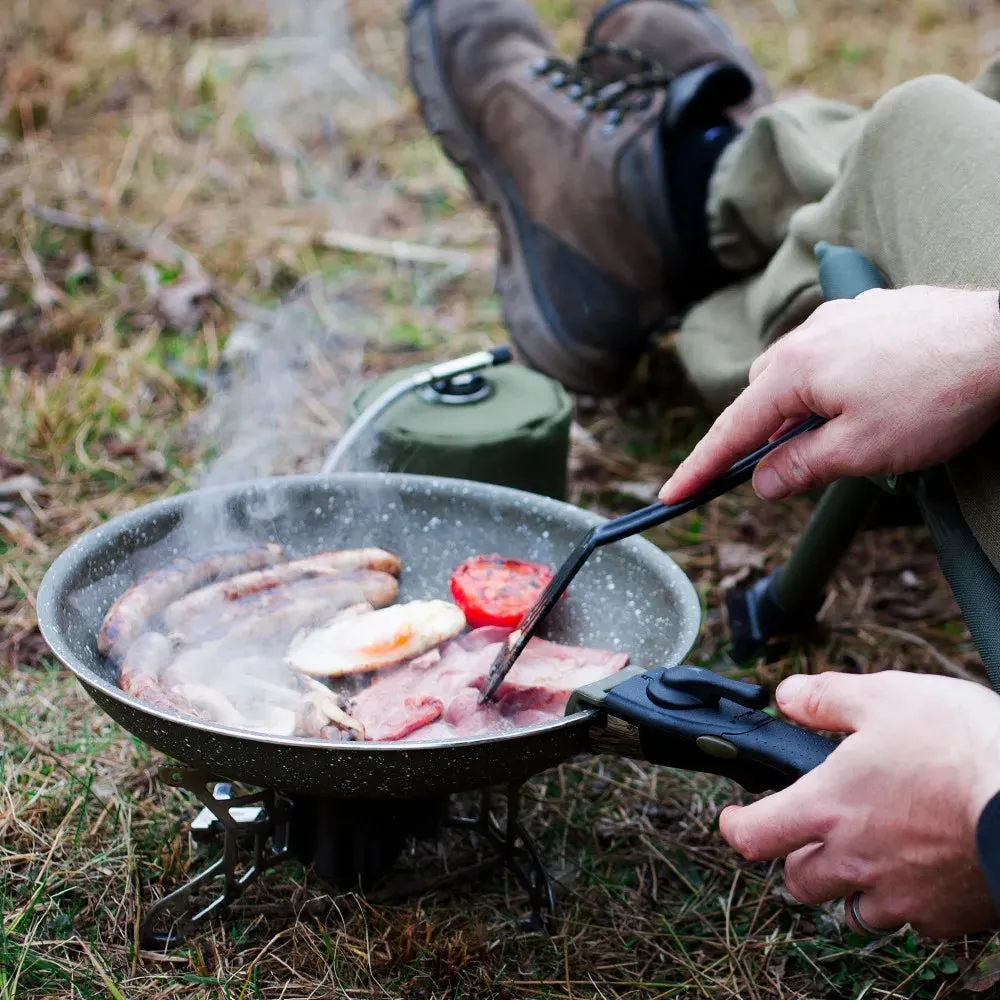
[529,43,672,131]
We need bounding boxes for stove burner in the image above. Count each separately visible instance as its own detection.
[141,767,555,948]
[290,794,448,889]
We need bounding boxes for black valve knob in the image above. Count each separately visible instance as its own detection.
[647,665,769,711]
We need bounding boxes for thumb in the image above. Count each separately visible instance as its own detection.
[751,420,851,500]
[776,673,869,734]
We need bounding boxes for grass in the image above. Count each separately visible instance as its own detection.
[2,0,1000,996]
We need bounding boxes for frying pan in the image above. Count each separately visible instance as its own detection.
[37,473,834,798]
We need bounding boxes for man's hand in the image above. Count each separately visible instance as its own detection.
[660,286,1000,504]
[720,671,1000,938]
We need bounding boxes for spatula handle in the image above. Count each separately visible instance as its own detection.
[592,414,827,547]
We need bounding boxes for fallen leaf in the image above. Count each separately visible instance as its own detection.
[716,542,767,573]
[154,271,213,332]
[0,310,16,334]
[961,952,1000,992]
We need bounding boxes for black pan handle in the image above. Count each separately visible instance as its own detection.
[572,666,837,793]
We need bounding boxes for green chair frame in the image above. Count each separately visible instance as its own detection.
[725,244,1000,692]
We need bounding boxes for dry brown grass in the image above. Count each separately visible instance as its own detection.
[3,0,1000,997]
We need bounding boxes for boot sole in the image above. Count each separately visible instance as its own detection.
[405,0,629,396]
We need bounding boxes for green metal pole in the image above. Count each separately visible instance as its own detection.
[771,477,883,617]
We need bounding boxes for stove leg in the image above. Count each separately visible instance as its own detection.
[501,785,556,932]
[139,767,291,949]
[459,784,555,932]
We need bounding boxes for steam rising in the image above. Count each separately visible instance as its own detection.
[131,0,468,734]
[152,0,397,730]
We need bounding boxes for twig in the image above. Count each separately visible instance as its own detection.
[28,203,204,275]
[0,715,83,777]
[320,228,491,271]
[0,513,47,555]
[834,621,981,683]
[27,202,271,322]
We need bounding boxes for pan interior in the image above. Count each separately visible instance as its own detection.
[40,473,701,747]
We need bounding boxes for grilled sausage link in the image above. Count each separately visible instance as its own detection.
[168,572,395,646]
[117,631,190,714]
[159,548,401,629]
[97,544,283,663]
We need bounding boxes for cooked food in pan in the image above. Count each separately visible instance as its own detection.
[102,546,628,743]
[448,554,554,627]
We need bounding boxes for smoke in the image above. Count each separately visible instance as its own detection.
[197,281,368,486]
[239,0,397,210]
[191,0,397,489]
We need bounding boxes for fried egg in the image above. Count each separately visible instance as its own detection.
[285,599,466,677]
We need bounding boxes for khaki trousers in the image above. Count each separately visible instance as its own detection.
[676,59,1000,570]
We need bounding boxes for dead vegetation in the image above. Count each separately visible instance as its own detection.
[3,0,1000,997]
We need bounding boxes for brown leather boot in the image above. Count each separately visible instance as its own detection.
[584,0,772,127]
[406,0,753,396]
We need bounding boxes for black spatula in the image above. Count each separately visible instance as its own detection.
[479,414,826,702]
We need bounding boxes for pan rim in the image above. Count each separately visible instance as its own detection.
[37,471,701,754]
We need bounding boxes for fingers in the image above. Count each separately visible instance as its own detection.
[783,842,866,905]
[775,673,872,733]
[784,847,902,934]
[658,375,810,504]
[719,775,830,861]
[750,418,855,499]
[843,890,905,937]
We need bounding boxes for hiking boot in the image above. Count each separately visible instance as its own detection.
[584,0,771,126]
[406,0,753,395]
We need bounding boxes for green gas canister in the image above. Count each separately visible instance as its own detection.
[339,350,572,500]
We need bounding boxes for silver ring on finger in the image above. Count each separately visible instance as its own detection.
[846,892,903,937]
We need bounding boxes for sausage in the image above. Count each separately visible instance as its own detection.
[98,544,283,663]
[159,548,401,629]
[118,632,190,714]
[168,572,394,646]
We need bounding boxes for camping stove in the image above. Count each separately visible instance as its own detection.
[141,766,555,948]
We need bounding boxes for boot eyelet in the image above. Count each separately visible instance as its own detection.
[530,58,551,77]
[567,83,583,100]
[604,109,624,130]
[547,71,567,88]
